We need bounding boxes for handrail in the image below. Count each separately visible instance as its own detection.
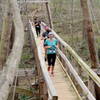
[29,21,58,100]
[58,49,95,100]
[41,22,100,88]
[41,22,96,100]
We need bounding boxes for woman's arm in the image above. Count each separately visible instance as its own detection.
[45,46,51,49]
[35,23,38,26]
[55,39,59,48]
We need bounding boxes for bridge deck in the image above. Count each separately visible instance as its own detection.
[52,60,79,100]
[37,37,79,100]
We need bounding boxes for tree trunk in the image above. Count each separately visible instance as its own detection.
[0,0,24,99]
[0,0,3,35]
[80,0,99,68]
[80,0,88,39]
[0,0,13,70]
[80,0,100,98]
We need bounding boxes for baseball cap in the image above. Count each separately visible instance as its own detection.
[49,32,54,35]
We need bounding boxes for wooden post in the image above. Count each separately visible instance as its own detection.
[45,2,53,29]
[94,71,100,100]
[39,79,48,100]
[43,83,48,100]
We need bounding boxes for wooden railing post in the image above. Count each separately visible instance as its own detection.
[40,80,48,100]
[45,2,53,29]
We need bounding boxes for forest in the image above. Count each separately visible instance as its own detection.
[0,0,100,100]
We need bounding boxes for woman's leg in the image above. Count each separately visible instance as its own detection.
[38,28,41,36]
[36,28,38,36]
[51,54,56,74]
[37,28,41,36]
[47,54,52,72]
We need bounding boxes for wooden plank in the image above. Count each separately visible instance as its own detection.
[57,57,82,100]
[0,0,25,99]
[58,49,96,100]
[51,60,79,100]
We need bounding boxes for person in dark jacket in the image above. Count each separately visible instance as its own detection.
[42,26,51,43]
[41,26,51,61]
[34,18,41,37]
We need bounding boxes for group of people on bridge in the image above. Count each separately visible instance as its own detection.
[34,18,58,76]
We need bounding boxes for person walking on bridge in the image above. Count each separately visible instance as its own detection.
[42,26,51,42]
[41,26,51,61]
[34,18,41,37]
[44,32,58,76]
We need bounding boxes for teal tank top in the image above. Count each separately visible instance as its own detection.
[44,39,58,54]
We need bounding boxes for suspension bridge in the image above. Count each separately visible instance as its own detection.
[0,0,100,100]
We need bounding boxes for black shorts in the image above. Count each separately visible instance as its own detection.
[43,39,47,47]
[35,27,41,36]
[47,54,56,66]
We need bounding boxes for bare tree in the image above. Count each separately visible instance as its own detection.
[80,0,99,69]
[80,0,100,97]
[0,0,13,70]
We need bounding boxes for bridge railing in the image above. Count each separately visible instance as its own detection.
[29,21,58,100]
[41,22,100,100]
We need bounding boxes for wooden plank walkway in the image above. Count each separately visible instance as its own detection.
[37,37,79,100]
[51,60,79,100]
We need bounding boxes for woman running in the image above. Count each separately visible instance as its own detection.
[44,32,58,76]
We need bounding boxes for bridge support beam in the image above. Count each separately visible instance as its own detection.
[45,2,53,29]
[39,79,48,100]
